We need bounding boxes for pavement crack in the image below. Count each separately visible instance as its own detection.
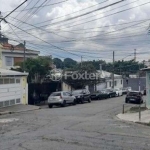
[18,143,32,150]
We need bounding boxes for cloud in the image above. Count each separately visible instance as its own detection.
[1,0,150,62]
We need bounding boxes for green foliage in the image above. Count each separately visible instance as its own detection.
[64,58,77,68]
[15,57,52,83]
[78,64,96,73]
[53,58,63,69]
[53,58,77,69]
[53,57,144,75]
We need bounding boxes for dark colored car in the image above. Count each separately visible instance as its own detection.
[72,89,91,104]
[90,91,108,100]
[125,91,143,104]
[105,89,116,98]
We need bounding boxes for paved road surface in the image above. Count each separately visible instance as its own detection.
[0,96,150,150]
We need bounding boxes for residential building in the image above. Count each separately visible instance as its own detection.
[90,70,123,92]
[0,37,40,69]
[60,70,123,92]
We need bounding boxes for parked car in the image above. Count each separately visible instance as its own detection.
[48,91,76,108]
[125,91,143,104]
[122,87,132,95]
[72,89,91,104]
[114,88,123,96]
[105,89,116,98]
[90,90,108,100]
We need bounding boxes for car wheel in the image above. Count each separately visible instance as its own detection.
[48,104,53,108]
[109,95,111,98]
[140,100,143,104]
[88,98,91,103]
[125,100,128,103]
[80,98,84,104]
[73,99,76,105]
[61,100,66,107]
[98,97,100,100]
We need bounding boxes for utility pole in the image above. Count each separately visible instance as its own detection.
[0,0,27,22]
[23,41,26,72]
[134,49,136,61]
[112,51,115,89]
[0,12,2,38]
[0,0,27,39]
[81,56,83,67]
[139,64,141,92]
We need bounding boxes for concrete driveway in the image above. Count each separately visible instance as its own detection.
[1,96,150,150]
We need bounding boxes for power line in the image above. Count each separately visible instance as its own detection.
[5,14,149,44]
[7,21,82,57]
[33,0,109,26]
[2,0,70,14]
[61,1,150,29]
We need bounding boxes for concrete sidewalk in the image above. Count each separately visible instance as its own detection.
[0,104,40,115]
[117,110,150,123]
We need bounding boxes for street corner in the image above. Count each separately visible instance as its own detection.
[116,109,150,124]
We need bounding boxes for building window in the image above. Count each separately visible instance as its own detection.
[16,98,21,104]
[0,79,3,84]
[4,78,9,84]
[121,80,123,84]
[109,81,111,87]
[5,57,13,66]
[16,79,20,83]
[114,81,117,86]
[10,78,15,84]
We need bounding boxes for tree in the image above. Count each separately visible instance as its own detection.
[53,58,63,69]
[64,58,77,68]
[14,57,52,83]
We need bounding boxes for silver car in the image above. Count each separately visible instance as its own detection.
[48,91,76,108]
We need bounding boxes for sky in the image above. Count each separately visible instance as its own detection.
[0,0,150,62]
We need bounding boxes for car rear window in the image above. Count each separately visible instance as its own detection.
[128,92,139,96]
[51,92,61,96]
[72,90,83,94]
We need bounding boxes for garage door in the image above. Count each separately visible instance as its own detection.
[0,77,22,108]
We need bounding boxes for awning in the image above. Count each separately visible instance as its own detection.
[0,68,28,76]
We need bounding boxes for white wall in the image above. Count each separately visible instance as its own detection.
[106,79,123,89]
[62,82,74,91]
[96,83,107,91]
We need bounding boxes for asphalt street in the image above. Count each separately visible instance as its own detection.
[0,96,150,150]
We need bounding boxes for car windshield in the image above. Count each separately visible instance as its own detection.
[72,90,83,94]
[93,91,101,94]
[106,89,112,92]
[51,92,61,96]
[128,92,139,96]
[101,90,106,93]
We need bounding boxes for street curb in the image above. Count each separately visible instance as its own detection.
[0,107,40,116]
[12,107,41,114]
[0,111,11,115]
